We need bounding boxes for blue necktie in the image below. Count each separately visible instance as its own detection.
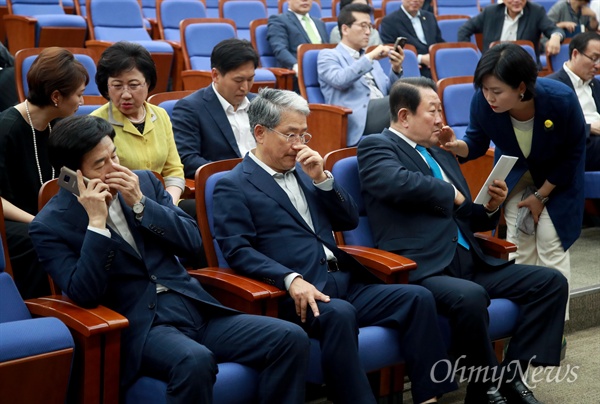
[415,145,470,250]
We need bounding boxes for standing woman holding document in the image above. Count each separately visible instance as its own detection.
[441,43,585,318]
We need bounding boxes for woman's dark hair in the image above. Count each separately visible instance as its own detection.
[95,41,157,99]
[473,43,537,101]
[49,115,116,171]
[389,77,437,122]
[27,47,89,107]
[211,38,259,74]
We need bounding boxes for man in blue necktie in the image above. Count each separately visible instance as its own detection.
[358,77,569,404]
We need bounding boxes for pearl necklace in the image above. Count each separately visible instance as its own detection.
[127,106,147,124]
[25,100,55,186]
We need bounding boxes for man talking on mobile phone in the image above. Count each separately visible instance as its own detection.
[29,115,309,403]
[317,3,404,146]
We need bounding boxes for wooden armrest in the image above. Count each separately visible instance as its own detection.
[339,245,416,284]
[474,232,517,259]
[181,70,212,91]
[3,15,36,54]
[182,178,195,199]
[85,40,114,60]
[188,267,285,316]
[25,295,128,337]
[262,67,295,90]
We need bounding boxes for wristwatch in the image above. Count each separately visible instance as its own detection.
[533,191,549,204]
[133,196,146,221]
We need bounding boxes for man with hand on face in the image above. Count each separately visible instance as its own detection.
[318,3,404,146]
[29,115,309,403]
[213,88,457,404]
[358,77,569,404]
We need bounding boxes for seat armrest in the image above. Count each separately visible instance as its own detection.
[262,67,296,90]
[339,245,416,284]
[3,15,36,54]
[188,267,286,316]
[474,233,517,259]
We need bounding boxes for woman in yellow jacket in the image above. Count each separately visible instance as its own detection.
[92,41,184,204]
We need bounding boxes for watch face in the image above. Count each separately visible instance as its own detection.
[133,203,144,214]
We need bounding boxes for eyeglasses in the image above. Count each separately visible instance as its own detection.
[580,52,600,65]
[108,82,147,93]
[267,127,312,144]
[351,22,373,31]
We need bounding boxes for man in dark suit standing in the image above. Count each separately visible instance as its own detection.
[358,78,568,404]
[29,115,309,403]
[172,39,259,179]
[267,0,328,74]
[457,0,564,60]
[213,88,457,404]
[547,31,600,171]
[379,0,445,78]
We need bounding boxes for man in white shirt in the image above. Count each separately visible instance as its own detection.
[172,39,259,179]
[548,31,600,170]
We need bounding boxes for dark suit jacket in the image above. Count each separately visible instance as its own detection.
[463,78,586,250]
[172,85,256,178]
[357,130,508,283]
[212,156,379,314]
[267,10,328,69]
[457,3,564,58]
[29,171,236,386]
[547,68,600,171]
[379,8,444,55]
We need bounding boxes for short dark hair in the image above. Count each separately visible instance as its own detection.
[569,31,600,60]
[95,41,157,99]
[211,38,259,74]
[338,3,373,36]
[27,47,89,107]
[389,77,437,122]
[473,43,537,101]
[340,0,372,9]
[48,115,116,171]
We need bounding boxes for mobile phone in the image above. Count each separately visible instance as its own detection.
[394,37,407,51]
[58,166,89,197]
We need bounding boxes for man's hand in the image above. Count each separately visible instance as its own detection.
[104,163,143,207]
[557,21,577,32]
[388,47,405,74]
[454,190,466,206]
[420,54,431,68]
[293,144,328,183]
[590,121,600,135]
[77,170,112,229]
[367,44,392,61]
[288,277,330,323]
[484,180,508,212]
[546,34,562,56]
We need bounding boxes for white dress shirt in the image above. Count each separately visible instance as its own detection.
[500,8,524,41]
[212,83,256,157]
[563,63,600,124]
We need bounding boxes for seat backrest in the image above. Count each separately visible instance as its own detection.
[434,0,480,17]
[73,0,85,16]
[147,90,195,118]
[181,17,237,70]
[220,0,267,41]
[139,0,156,19]
[323,147,374,246]
[88,0,150,41]
[195,158,243,267]
[297,43,336,102]
[14,47,101,103]
[0,203,14,277]
[430,42,480,82]
[0,272,32,323]
[250,18,277,67]
[530,0,554,13]
[381,0,401,15]
[436,15,470,43]
[437,76,475,140]
[157,0,207,41]
[7,0,65,15]
[401,44,421,78]
[278,0,321,18]
[548,42,571,73]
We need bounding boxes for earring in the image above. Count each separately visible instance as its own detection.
[54,103,58,107]
[519,93,524,100]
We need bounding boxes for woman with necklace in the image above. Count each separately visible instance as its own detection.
[0,47,88,298]
[91,42,185,204]
[442,44,586,325]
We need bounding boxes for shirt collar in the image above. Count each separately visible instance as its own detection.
[563,62,591,87]
[249,150,296,177]
[504,6,524,21]
[339,41,363,59]
[212,82,250,113]
[401,5,420,20]
[388,126,418,148]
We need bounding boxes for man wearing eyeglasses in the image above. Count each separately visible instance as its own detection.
[318,3,404,146]
[213,88,457,404]
[548,31,600,171]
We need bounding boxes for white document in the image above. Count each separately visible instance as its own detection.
[474,155,519,205]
